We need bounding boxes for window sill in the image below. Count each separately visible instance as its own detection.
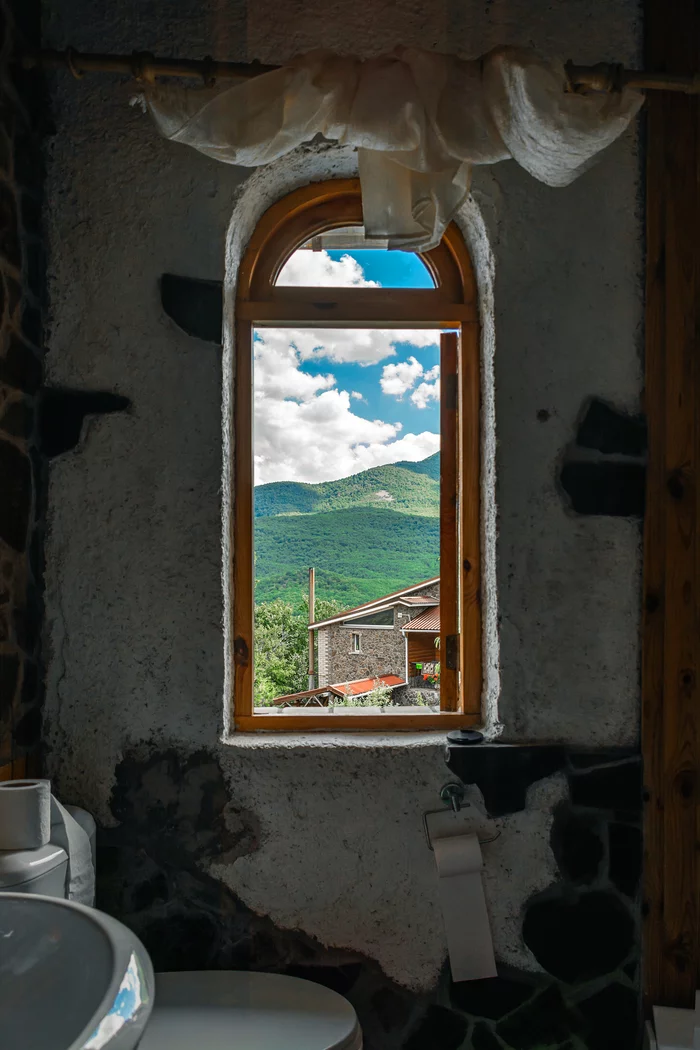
[230,710,479,733]
[221,729,453,749]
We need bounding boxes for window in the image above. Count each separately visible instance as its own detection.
[231,179,481,730]
[346,609,395,628]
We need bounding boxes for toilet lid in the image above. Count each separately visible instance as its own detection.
[139,971,362,1050]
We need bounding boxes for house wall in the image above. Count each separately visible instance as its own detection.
[323,586,440,686]
[40,0,644,1046]
[324,622,404,686]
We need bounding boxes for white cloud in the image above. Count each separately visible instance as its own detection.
[258,327,439,368]
[380,359,440,406]
[253,329,439,484]
[380,356,425,397]
[350,390,364,400]
[411,379,440,409]
[277,249,379,287]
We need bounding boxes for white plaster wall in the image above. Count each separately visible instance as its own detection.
[42,0,643,989]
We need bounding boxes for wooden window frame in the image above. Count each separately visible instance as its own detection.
[231,179,481,731]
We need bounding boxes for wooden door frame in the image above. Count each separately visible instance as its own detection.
[642,0,700,1009]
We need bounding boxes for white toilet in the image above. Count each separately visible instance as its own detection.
[0,797,363,1050]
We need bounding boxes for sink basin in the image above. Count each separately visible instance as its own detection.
[0,892,154,1050]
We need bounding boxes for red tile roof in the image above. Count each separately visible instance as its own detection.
[333,674,406,696]
[402,607,441,632]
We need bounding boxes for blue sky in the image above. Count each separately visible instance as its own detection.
[253,247,443,486]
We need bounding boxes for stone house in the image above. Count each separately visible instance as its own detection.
[310,578,439,688]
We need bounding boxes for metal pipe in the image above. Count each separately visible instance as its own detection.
[19,47,278,83]
[18,47,700,94]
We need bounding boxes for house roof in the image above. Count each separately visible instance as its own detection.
[402,607,441,633]
[400,595,439,605]
[333,674,406,697]
[309,577,440,630]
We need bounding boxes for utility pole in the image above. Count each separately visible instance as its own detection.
[308,567,315,690]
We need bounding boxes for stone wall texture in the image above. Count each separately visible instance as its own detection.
[0,0,47,779]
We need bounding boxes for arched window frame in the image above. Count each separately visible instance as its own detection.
[232,179,481,730]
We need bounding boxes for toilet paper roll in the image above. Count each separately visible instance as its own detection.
[50,798,96,907]
[0,779,51,849]
[432,833,497,983]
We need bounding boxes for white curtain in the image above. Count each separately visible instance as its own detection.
[142,46,642,251]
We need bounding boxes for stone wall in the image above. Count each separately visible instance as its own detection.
[325,622,404,685]
[0,0,47,779]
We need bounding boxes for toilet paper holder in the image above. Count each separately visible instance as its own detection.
[423,782,500,849]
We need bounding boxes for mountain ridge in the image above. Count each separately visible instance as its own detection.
[255,452,440,518]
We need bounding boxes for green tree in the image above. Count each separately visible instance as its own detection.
[254,596,343,706]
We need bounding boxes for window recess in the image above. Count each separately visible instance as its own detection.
[231,180,481,731]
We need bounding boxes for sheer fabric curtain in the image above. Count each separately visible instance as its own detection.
[142,46,642,250]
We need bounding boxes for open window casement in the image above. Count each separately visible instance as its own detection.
[230,180,481,730]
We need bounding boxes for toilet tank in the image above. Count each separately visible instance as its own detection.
[0,843,68,897]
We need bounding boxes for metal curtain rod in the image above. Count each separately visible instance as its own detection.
[18,47,700,94]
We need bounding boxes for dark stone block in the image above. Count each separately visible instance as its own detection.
[0,438,31,550]
[38,388,131,458]
[444,744,566,816]
[577,982,640,1050]
[371,987,414,1032]
[551,806,604,885]
[568,760,642,815]
[560,461,645,517]
[523,891,635,982]
[0,397,34,439]
[160,273,223,344]
[568,749,639,771]
[13,705,41,747]
[497,986,576,1049]
[576,399,647,457]
[608,823,643,897]
[450,972,535,1019]
[0,335,42,393]
[403,1006,468,1050]
[0,182,20,267]
[285,963,362,997]
[0,652,20,712]
[471,1022,502,1050]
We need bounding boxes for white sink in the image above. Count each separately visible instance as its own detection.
[0,892,154,1050]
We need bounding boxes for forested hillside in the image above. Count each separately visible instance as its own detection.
[254,453,440,607]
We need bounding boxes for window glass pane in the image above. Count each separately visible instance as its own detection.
[253,321,442,714]
[276,228,435,288]
[346,608,395,627]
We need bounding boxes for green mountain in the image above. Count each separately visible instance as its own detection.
[255,456,439,518]
[254,453,440,606]
[255,506,439,607]
[393,451,440,481]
